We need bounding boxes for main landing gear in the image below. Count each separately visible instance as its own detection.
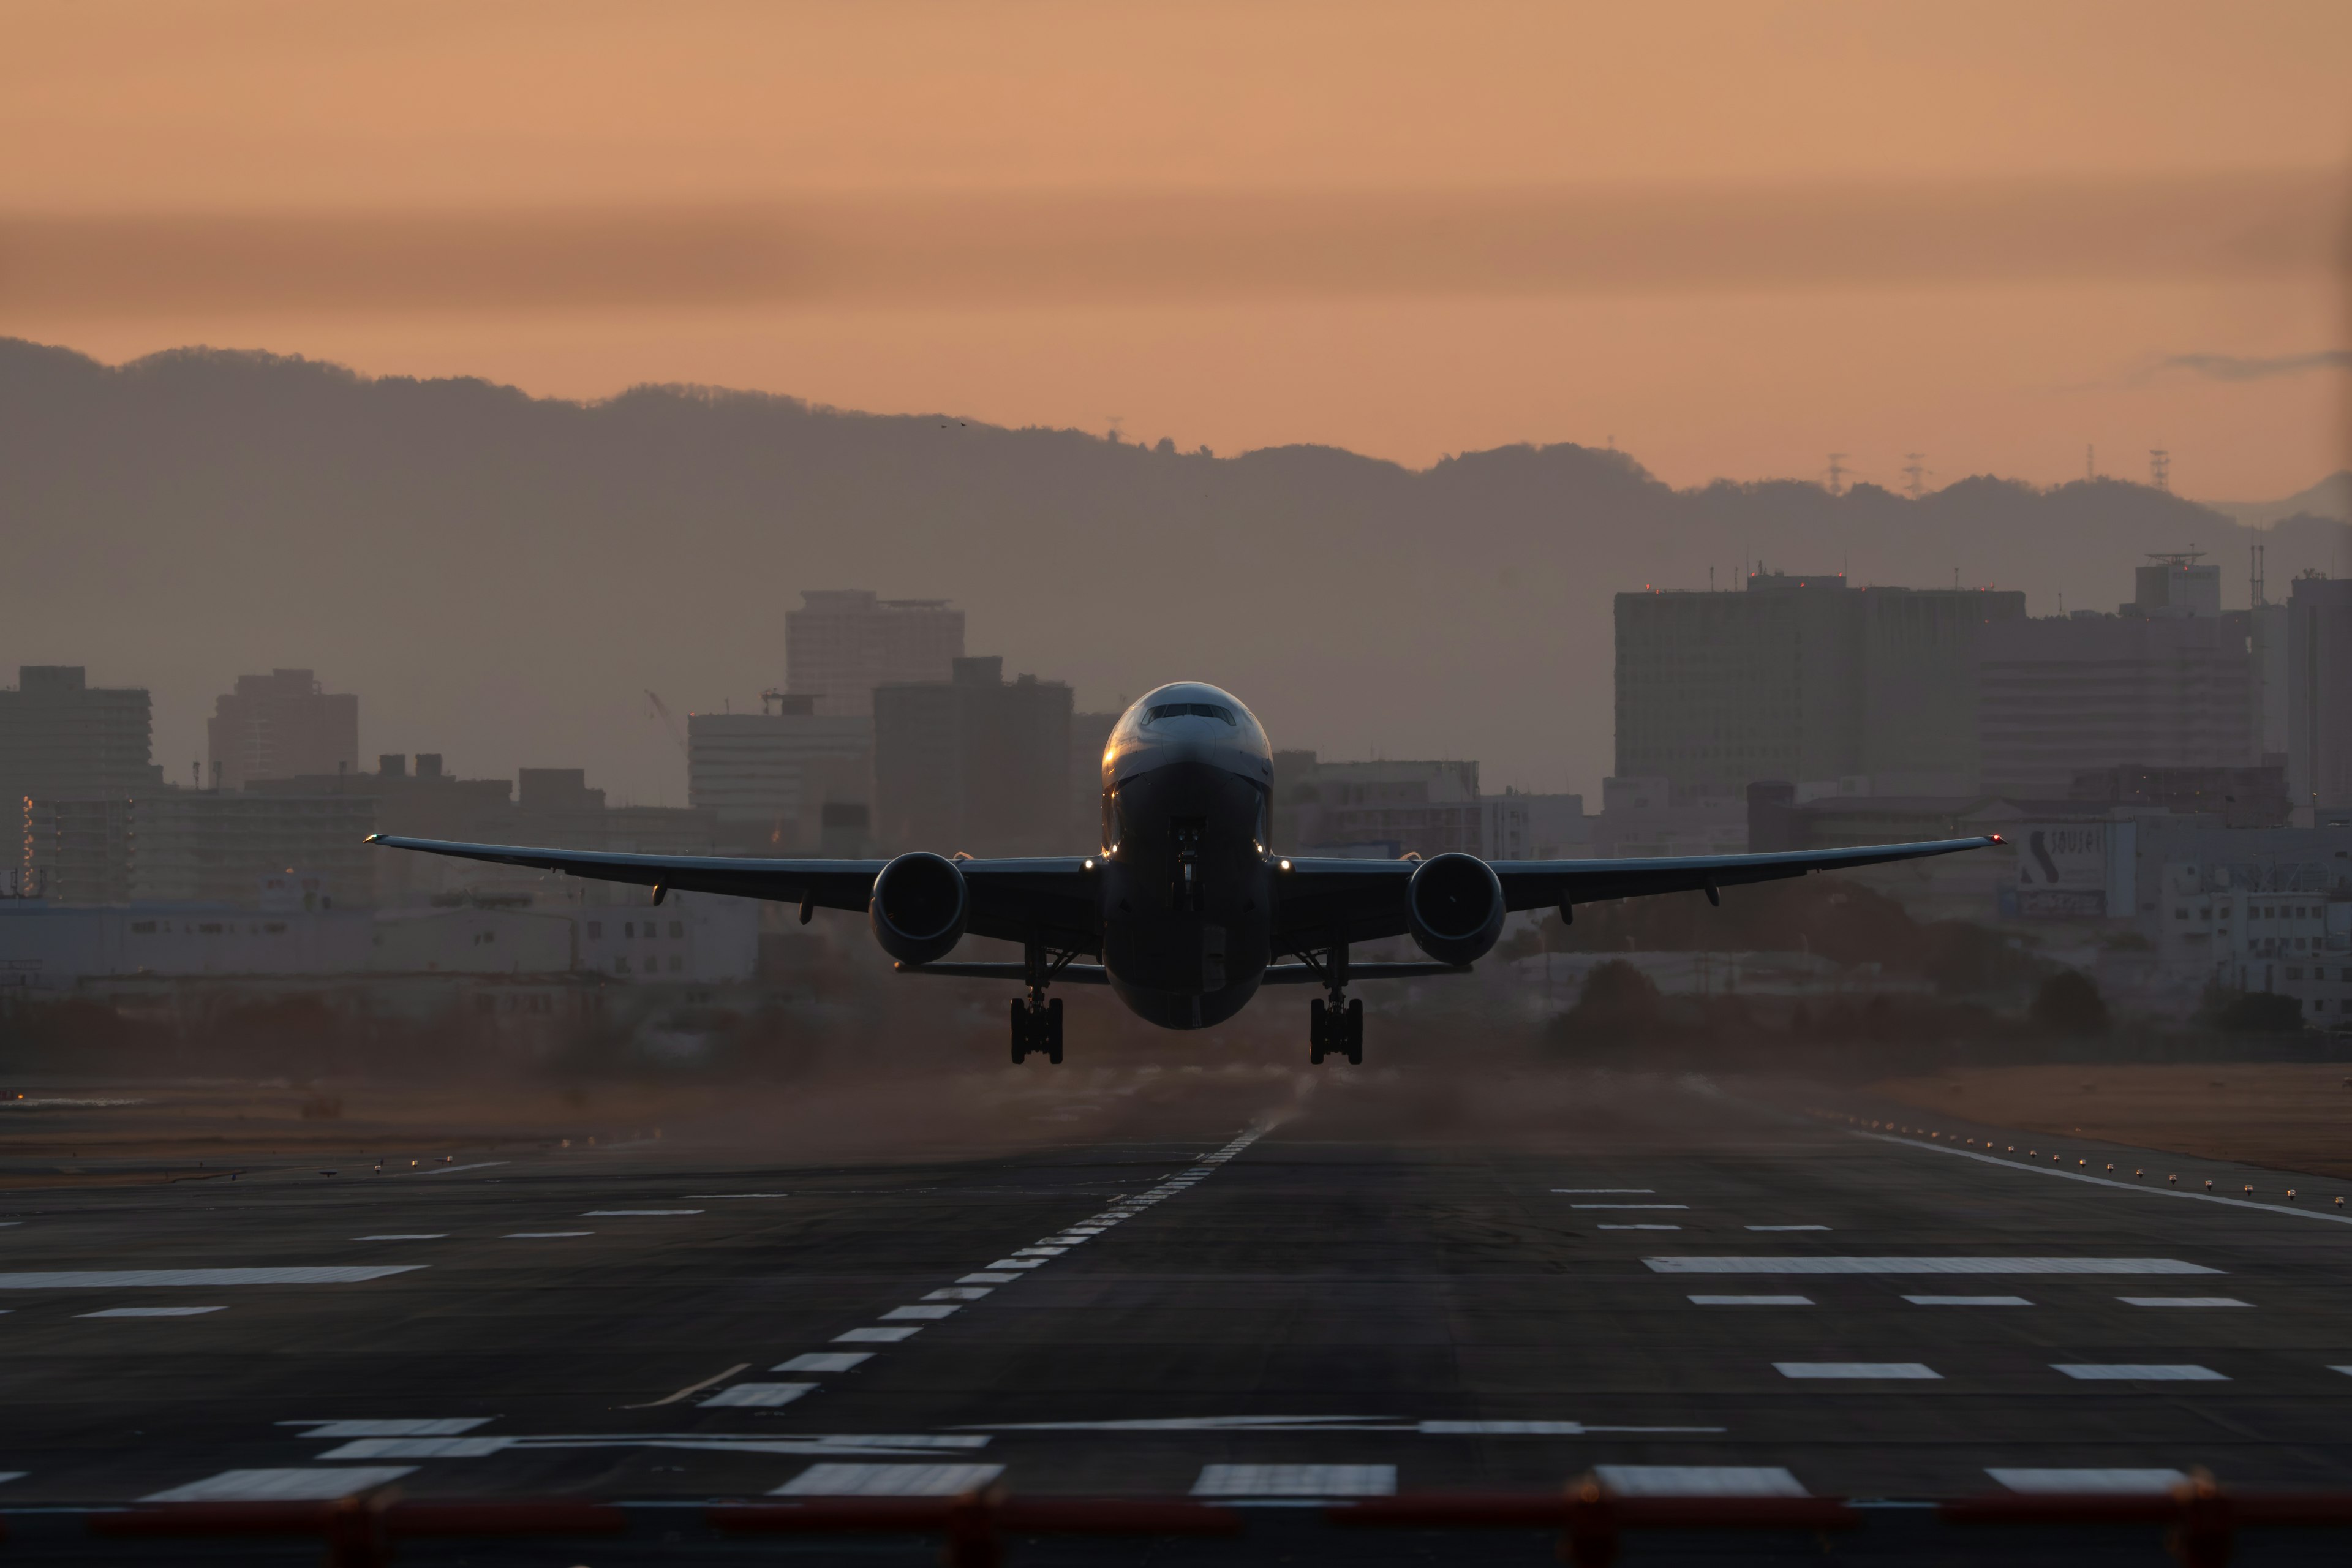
[1009,943,1074,1065]
[1011,996,1063,1065]
[1296,940,1363,1066]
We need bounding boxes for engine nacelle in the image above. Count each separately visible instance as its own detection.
[869,851,970,967]
[1406,852,1506,965]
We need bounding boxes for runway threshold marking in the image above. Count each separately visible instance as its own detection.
[775,1462,1006,1496]
[1597,1466,1807,1496]
[144,1468,417,1502]
[317,1436,513,1459]
[1193,1464,1396,1500]
[1689,1295,1812,1305]
[582,1209,703,1216]
[1849,1129,2352,1226]
[624,1362,751,1409]
[285,1420,493,1438]
[1991,1468,2189,1493]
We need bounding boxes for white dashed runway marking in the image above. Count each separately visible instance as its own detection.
[1905,1295,2032,1306]
[503,1232,591,1239]
[1689,1295,1812,1306]
[290,1419,492,1438]
[960,1272,1020,1284]
[1599,1224,1681,1231]
[775,1462,1007,1496]
[1746,1225,1829,1232]
[1775,1362,1940,1379]
[925,1287,992,1301]
[354,1234,445,1241]
[685,1193,788,1199]
[835,1325,921,1343]
[1574,1204,1687,1210]
[78,1306,222,1317]
[422,1163,506,1176]
[701,1381,817,1408]
[0,1473,23,1485]
[145,1468,416,1502]
[985,1259,1047,1270]
[1991,1468,2189,1493]
[1648,1257,2218,1276]
[777,1352,872,1373]
[318,1436,514,1459]
[0,1267,423,1287]
[1597,1466,1807,1496]
[882,1305,960,1321]
[1554,1189,1653,1194]
[1192,1464,1396,1499]
[582,1209,703,1216]
[2054,1364,2228,1381]
[2119,1297,2250,1308]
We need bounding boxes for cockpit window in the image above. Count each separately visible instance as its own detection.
[1143,702,1237,725]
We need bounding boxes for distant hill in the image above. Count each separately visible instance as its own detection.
[2201,471,2351,529]
[3,338,2345,807]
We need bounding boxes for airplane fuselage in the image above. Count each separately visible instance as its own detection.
[1096,684,1277,1028]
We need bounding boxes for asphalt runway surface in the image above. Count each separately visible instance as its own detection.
[7,1064,2352,1564]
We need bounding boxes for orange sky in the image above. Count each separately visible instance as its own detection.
[3,0,2346,497]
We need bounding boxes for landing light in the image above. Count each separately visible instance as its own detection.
[1083,858,1095,870]
[1278,859,1292,872]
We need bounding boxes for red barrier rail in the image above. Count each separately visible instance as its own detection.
[87,1495,626,1568]
[1944,1472,2352,1568]
[712,1494,1245,1568]
[1330,1481,1858,1566]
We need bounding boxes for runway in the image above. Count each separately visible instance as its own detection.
[7,1065,2352,1561]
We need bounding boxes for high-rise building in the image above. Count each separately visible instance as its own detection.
[2129,553,2223,619]
[124,791,377,905]
[785,591,965,717]
[0,665,157,809]
[206,669,359,790]
[2286,575,2352,818]
[687,696,873,852]
[1614,573,2025,802]
[873,657,1072,855]
[1976,615,2255,797]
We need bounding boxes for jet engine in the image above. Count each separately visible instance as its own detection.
[869,851,970,967]
[1406,852,1506,965]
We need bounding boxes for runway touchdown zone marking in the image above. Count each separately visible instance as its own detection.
[2054,1364,2228,1381]
[776,1463,1006,1496]
[702,1381,817,1408]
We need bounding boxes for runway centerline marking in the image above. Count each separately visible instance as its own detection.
[775,1462,1006,1496]
[685,1193,788,1199]
[2119,1296,2251,1308]
[778,1352,872,1373]
[624,1363,751,1409]
[1689,1295,1812,1305]
[145,1468,416,1502]
[1598,1466,1807,1496]
[1746,1224,1830,1232]
[1573,1204,1687,1210]
[881,1305,960,1321]
[1193,1464,1396,1500]
[1555,1188,1653,1194]
[1991,1468,2190,1493]
[1905,1295,2032,1306]
[79,1305,223,1317]
[503,1231,592,1238]
[354,1234,444,1241]
[1599,1224,1681,1231]
[582,1209,703,1216]
[701,1381,817,1408]
[318,1436,513,1459]
[835,1325,922,1343]
[1850,1129,2352,1225]
[1648,1257,2218,1276]
[287,1419,493,1438]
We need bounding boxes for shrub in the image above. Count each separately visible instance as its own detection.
[2029,970,2108,1038]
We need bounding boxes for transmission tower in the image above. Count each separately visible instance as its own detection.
[2149,448,2171,492]
[1901,453,1930,499]
[1825,453,1850,496]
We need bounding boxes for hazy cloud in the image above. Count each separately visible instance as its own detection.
[2157,349,2352,382]
[1,170,2340,320]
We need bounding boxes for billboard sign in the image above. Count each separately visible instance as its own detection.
[2016,823,2111,918]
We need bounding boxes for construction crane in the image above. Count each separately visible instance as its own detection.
[644,690,688,756]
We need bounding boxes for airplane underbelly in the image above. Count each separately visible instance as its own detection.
[1098,760,1270,1030]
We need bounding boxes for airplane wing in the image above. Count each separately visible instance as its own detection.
[364,835,1102,950]
[1269,837,1997,952]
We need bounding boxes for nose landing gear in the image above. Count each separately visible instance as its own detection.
[1308,995,1363,1066]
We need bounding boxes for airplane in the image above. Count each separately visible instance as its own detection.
[370,680,1995,1066]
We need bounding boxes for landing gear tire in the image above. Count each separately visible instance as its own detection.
[1344,998,1364,1066]
[1010,998,1029,1065]
[1308,998,1328,1065]
[1045,997,1065,1065]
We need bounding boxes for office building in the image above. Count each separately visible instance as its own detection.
[873,657,1072,855]
[785,590,965,717]
[126,791,377,906]
[1479,790,1589,861]
[2286,575,2352,818]
[1290,758,1484,859]
[207,669,359,790]
[248,753,516,905]
[1614,573,2026,804]
[0,666,156,809]
[2132,817,2352,1020]
[687,696,873,852]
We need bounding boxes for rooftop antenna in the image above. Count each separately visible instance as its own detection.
[2149,448,2171,492]
[1901,453,1929,499]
